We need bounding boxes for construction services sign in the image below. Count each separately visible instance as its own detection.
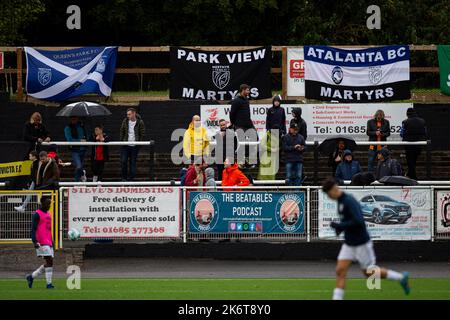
[0,160,32,178]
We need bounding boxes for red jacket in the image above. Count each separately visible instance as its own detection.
[184,166,205,186]
[221,164,250,188]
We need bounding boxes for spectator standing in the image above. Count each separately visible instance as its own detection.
[367,110,390,172]
[266,95,286,136]
[119,108,146,181]
[64,116,87,182]
[90,124,109,182]
[230,84,257,166]
[221,158,250,188]
[290,107,307,141]
[214,119,237,180]
[183,115,210,164]
[282,123,306,186]
[204,167,216,187]
[184,163,206,187]
[401,108,427,180]
[23,112,51,154]
[14,151,39,212]
[375,148,399,180]
[335,150,362,184]
[35,151,59,190]
[328,139,346,176]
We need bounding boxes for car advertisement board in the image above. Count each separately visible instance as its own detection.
[318,188,432,240]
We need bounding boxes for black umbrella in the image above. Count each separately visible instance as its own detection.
[317,136,357,155]
[56,101,111,117]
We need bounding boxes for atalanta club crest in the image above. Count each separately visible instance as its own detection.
[331,66,344,84]
[37,68,52,86]
[212,65,230,89]
[369,66,383,84]
[275,193,304,233]
[190,193,220,232]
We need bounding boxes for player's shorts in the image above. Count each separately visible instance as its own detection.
[36,245,54,258]
[337,241,376,270]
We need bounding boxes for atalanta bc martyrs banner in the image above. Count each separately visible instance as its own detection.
[170,47,272,100]
[189,192,305,234]
[304,45,410,102]
[25,47,118,101]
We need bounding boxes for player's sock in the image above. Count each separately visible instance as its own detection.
[44,267,53,285]
[32,265,44,279]
[332,288,344,300]
[386,270,404,281]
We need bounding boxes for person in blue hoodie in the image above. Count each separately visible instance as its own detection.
[64,116,87,182]
[335,149,361,184]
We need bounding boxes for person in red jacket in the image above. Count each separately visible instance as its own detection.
[184,163,206,187]
[221,158,250,188]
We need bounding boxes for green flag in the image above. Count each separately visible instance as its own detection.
[438,45,450,95]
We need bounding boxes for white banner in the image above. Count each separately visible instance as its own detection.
[318,188,432,240]
[68,187,180,238]
[287,48,305,97]
[201,103,412,141]
[436,191,450,234]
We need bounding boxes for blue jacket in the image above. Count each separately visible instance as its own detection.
[336,192,370,246]
[335,160,361,181]
[282,133,305,163]
[64,123,87,151]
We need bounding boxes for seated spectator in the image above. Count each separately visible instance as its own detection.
[282,123,305,186]
[205,167,216,187]
[23,112,51,154]
[375,148,399,180]
[90,124,109,182]
[184,163,206,187]
[222,158,250,188]
[327,139,346,176]
[35,151,60,190]
[335,150,361,184]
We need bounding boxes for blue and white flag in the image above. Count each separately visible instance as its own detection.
[304,45,410,102]
[25,46,118,101]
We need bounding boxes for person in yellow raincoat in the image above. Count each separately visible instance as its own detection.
[183,115,210,164]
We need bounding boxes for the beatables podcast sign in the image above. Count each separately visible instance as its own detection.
[170,46,272,100]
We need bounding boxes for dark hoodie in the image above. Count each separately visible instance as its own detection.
[290,108,307,140]
[266,96,286,136]
[401,108,427,141]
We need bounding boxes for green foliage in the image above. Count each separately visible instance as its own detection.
[0,0,45,45]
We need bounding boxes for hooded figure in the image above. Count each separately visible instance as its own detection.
[375,148,399,180]
[204,167,216,187]
[335,149,361,183]
[401,107,426,180]
[183,116,210,162]
[290,107,307,140]
[266,95,286,136]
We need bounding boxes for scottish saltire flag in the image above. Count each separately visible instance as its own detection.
[25,46,118,101]
[304,45,410,102]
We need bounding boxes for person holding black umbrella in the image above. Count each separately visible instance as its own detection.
[64,116,87,182]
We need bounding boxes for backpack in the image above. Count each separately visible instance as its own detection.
[180,167,188,186]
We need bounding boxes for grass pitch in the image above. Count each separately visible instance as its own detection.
[0,278,449,300]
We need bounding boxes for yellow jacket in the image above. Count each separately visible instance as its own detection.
[183,122,210,158]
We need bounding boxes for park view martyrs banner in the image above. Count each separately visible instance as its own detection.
[437,45,450,95]
[25,46,118,101]
[304,45,410,102]
[170,46,272,100]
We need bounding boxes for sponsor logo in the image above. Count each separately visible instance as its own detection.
[38,68,52,86]
[331,66,344,84]
[369,66,383,84]
[290,59,304,78]
[190,193,220,232]
[275,193,304,233]
[212,65,230,89]
[206,108,219,121]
